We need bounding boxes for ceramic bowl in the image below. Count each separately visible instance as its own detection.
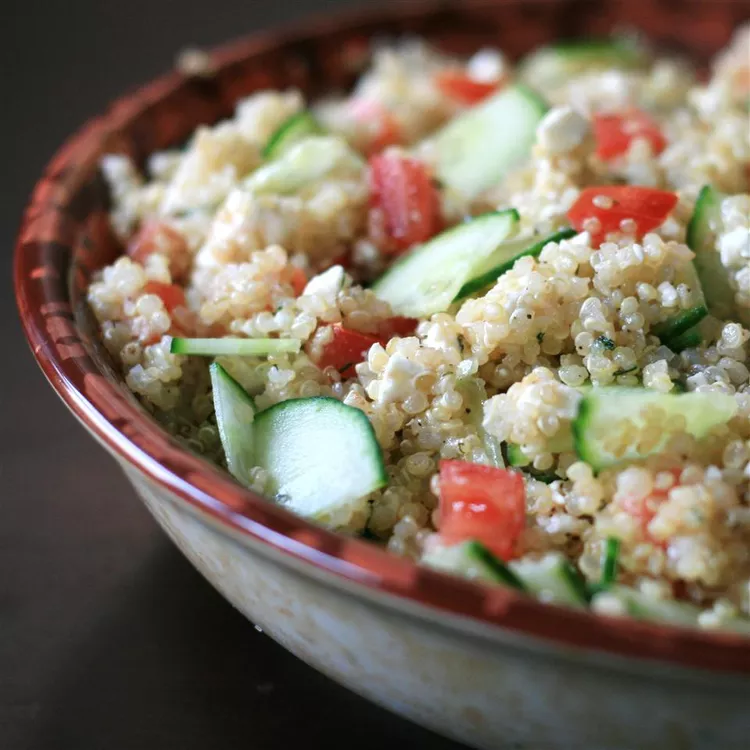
[15,1,750,748]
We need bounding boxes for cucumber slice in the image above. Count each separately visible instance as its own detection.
[600,537,620,588]
[599,585,699,627]
[171,337,301,356]
[244,136,363,195]
[599,585,750,633]
[455,228,577,300]
[506,443,529,467]
[687,185,749,326]
[573,387,738,472]
[430,84,547,200]
[519,37,647,90]
[263,112,324,160]
[722,617,750,636]
[506,425,575,468]
[422,540,525,590]
[651,260,708,343]
[371,210,520,317]
[253,397,387,527]
[456,378,504,468]
[509,553,589,607]
[667,325,703,353]
[505,444,559,483]
[210,362,256,486]
[652,304,708,344]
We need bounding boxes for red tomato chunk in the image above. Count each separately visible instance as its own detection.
[438,460,526,561]
[142,282,186,313]
[316,317,419,378]
[127,221,191,281]
[349,98,402,154]
[369,153,442,254]
[434,70,500,105]
[317,325,380,378]
[289,267,308,297]
[593,110,667,161]
[620,468,682,547]
[567,186,678,246]
[375,316,419,341]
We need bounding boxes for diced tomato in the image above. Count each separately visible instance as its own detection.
[376,316,419,342]
[435,70,500,105]
[289,267,308,297]
[620,469,682,546]
[349,98,402,154]
[127,221,191,281]
[438,460,526,561]
[142,281,186,313]
[593,110,667,161]
[317,325,380,378]
[368,153,442,254]
[734,67,750,95]
[567,186,678,246]
[329,248,354,270]
[314,317,418,378]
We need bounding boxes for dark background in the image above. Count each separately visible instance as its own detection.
[0,1,465,748]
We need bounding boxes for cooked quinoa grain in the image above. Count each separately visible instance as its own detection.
[89,28,750,632]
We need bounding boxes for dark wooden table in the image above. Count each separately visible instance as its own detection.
[0,2,466,747]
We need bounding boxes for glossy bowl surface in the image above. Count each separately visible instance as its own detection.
[15,1,750,748]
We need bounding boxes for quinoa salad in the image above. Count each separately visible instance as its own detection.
[89,27,750,632]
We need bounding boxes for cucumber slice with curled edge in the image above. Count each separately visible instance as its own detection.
[371,210,519,317]
[688,185,750,327]
[263,111,324,160]
[422,540,525,590]
[456,228,577,300]
[245,135,363,195]
[253,397,387,528]
[573,387,737,473]
[210,362,257,487]
[430,84,547,200]
[519,37,648,89]
[171,337,301,357]
[510,553,589,607]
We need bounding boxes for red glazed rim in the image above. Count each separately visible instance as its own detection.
[14,0,750,675]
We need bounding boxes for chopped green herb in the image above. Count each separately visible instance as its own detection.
[614,366,638,376]
[536,332,545,343]
[596,335,616,351]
